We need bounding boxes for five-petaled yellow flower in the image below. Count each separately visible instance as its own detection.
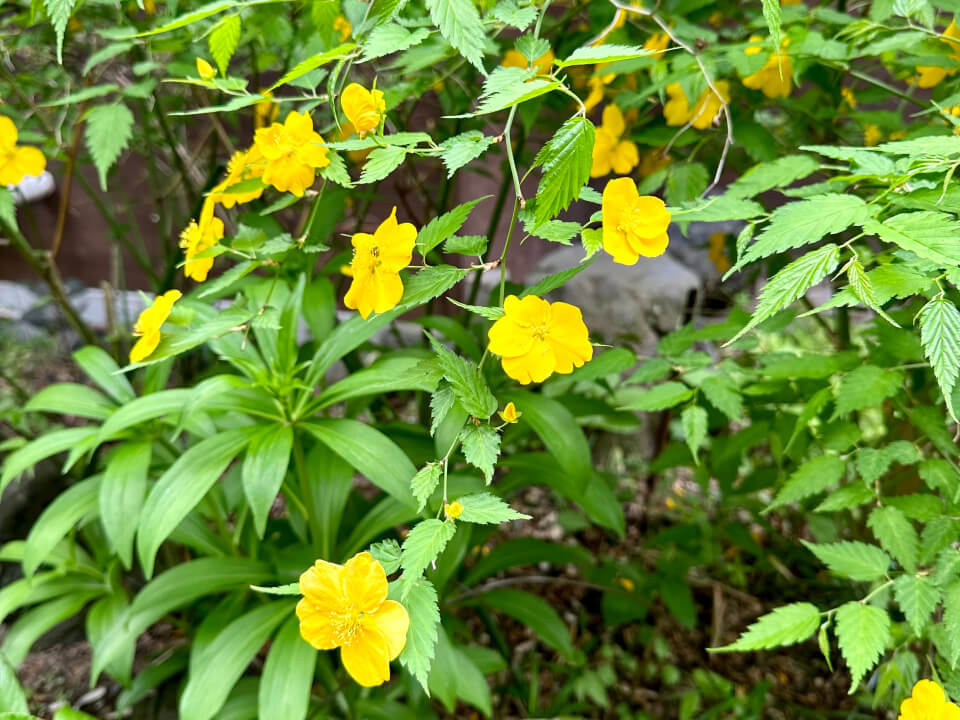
[591,104,639,178]
[663,81,730,129]
[130,290,181,363]
[0,116,45,187]
[499,402,521,423]
[297,552,409,688]
[196,57,216,80]
[209,146,266,208]
[602,177,671,264]
[179,212,224,282]
[899,680,960,720]
[488,295,593,384]
[254,111,330,197]
[341,83,386,137]
[502,47,555,76]
[742,35,793,99]
[254,92,279,129]
[915,19,960,88]
[344,207,416,319]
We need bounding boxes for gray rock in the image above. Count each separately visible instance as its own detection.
[668,220,746,290]
[0,281,40,321]
[528,248,701,352]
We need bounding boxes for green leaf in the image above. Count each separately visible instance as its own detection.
[732,195,873,270]
[369,539,402,574]
[394,577,440,692]
[73,345,135,403]
[100,442,150,569]
[835,602,890,692]
[699,375,744,421]
[0,654,29,714]
[438,131,496,177]
[469,589,575,659]
[425,0,486,72]
[458,424,501,484]
[258,616,316,720]
[866,211,960,268]
[0,427,97,494]
[301,419,416,508]
[618,381,693,411]
[45,0,78,62]
[832,365,903,417]
[532,116,595,228]
[209,15,241,75]
[815,483,874,513]
[250,583,300,595]
[362,24,430,62]
[768,454,845,511]
[85,104,135,190]
[269,44,355,90]
[455,492,529,524]
[665,162,708,206]
[942,580,960,667]
[417,196,490,256]
[0,189,16,231]
[490,0,537,28]
[426,334,497,418]
[2,595,97,666]
[868,505,919,572]
[444,235,488,256]
[357,145,407,184]
[802,540,891,582]
[919,458,960,499]
[25,383,115,420]
[920,297,960,421]
[520,255,595,297]
[555,43,652,68]
[727,244,841,344]
[462,70,559,116]
[24,476,100,576]
[179,602,290,720]
[581,227,602,259]
[670,195,764,223]
[524,218,581,245]
[412,464,443,512]
[242,424,293,538]
[712,602,820,652]
[137,428,255,577]
[726,155,819,198]
[430,384,457,436]
[401,519,457,583]
[680,405,707,465]
[761,0,782,54]
[893,574,940,635]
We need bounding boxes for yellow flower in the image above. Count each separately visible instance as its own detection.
[143,0,156,13]
[644,32,669,58]
[341,83,386,137]
[499,402,521,423]
[663,83,691,126]
[196,57,216,80]
[444,501,464,519]
[337,121,372,165]
[254,92,279,129]
[688,80,729,129]
[742,38,792,99]
[890,129,908,139]
[617,577,635,592]
[864,123,883,147]
[899,680,960,720]
[130,290,181,363]
[502,47,555,75]
[254,111,330,197]
[916,19,960,88]
[296,552,409,688]
[841,87,857,108]
[708,232,730,274]
[488,295,593,385]
[344,207,416,319]
[591,104,639,177]
[0,116,45,186]
[601,177,670,264]
[584,65,615,113]
[179,210,224,282]
[333,15,351,42]
[209,146,266,208]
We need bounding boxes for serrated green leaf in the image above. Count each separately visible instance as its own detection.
[362,24,430,62]
[425,0,485,72]
[490,0,536,29]
[920,297,960,421]
[761,0,782,53]
[0,188,16,231]
[456,492,529,524]
[269,44,355,90]
[618,381,693,412]
[868,505,919,572]
[417,196,489,256]
[85,104,135,190]
[438,131,496,177]
[443,235,488,256]
[401,519,456,583]
[520,255,595,298]
[430,384,456,436]
[681,406,707,464]
[894,574,939,635]
[832,365,903,418]
[459,424,500,484]
[555,43,652,68]
[357,145,407,184]
[866,211,960,268]
[937,549,960,588]
[712,602,820,652]
[394,577,440,692]
[815,483,875,513]
[919,458,960,498]
[447,298,504,319]
[412,464,443,512]
[209,15,241,76]
[768,454,845,510]
[803,540,891,582]
[46,0,78,62]
[250,582,300,595]
[699,374,744,421]
[942,580,960,667]
[922,517,959,564]
[533,116,595,228]
[426,334,497,418]
[581,227,602,259]
[370,539,402,574]
[727,244,841,344]
[665,162,709,206]
[835,602,890,692]
[727,155,819,198]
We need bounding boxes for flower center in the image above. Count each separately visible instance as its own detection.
[331,610,364,646]
[531,324,549,342]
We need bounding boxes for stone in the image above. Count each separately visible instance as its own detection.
[527,247,701,353]
[0,281,39,322]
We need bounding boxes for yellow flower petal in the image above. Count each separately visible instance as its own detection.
[340,626,392,687]
[196,57,216,80]
[546,301,593,373]
[341,83,386,136]
[129,331,161,364]
[299,559,346,607]
[499,401,521,423]
[0,116,18,150]
[295,597,341,650]
[343,551,388,613]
